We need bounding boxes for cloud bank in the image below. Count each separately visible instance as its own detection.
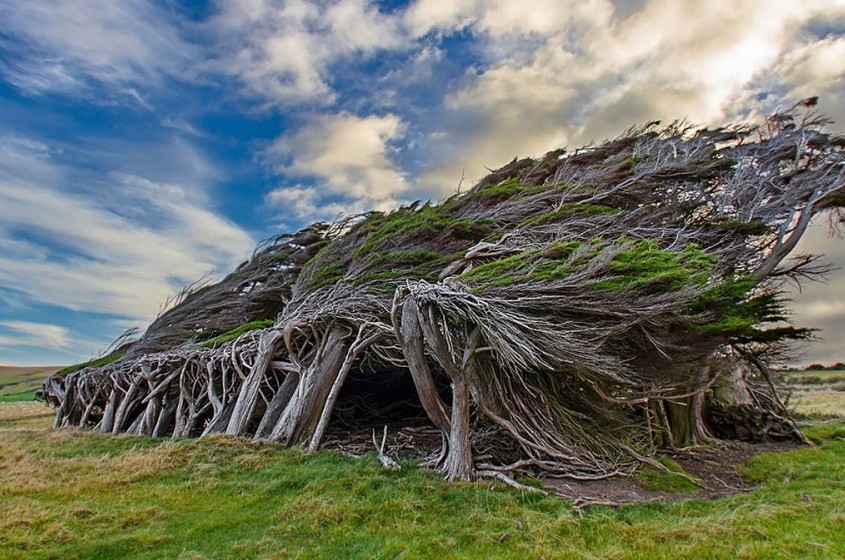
[2,0,845,365]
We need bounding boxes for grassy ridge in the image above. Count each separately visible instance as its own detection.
[0,366,62,402]
[1,403,843,559]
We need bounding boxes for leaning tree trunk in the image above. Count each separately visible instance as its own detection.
[226,330,285,436]
[664,357,718,447]
[397,294,481,481]
[268,326,352,445]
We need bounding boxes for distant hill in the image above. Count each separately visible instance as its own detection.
[0,365,63,402]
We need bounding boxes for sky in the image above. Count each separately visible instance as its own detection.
[1,0,845,366]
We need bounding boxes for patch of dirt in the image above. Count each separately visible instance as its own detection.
[545,441,799,506]
[323,423,802,506]
[322,424,443,461]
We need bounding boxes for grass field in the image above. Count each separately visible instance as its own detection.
[0,366,62,402]
[785,369,845,419]
[1,400,844,559]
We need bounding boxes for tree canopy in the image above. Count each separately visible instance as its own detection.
[40,103,845,482]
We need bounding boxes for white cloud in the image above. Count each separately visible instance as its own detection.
[207,0,407,106]
[0,0,196,100]
[0,321,70,349]
[0,136,255,321]
[265,186,350,222]
[414,0,845,195]
[265,112,409,219]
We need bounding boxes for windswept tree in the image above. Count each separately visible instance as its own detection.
[41,102,845,482]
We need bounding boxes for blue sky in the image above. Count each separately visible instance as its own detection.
[1,0,845,366]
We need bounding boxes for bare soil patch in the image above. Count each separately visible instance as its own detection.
[321,423,801,505]
[547,441,798,505]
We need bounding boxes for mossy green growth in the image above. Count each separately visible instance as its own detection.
[458,241,588,288]
[518,203,619,228]
[469,177,549,200]
[635,457,701,493]
[200,319,276,347]
[351,251,461,288]
[713,218,771,236]
[55,351,126,377]
[353,204,492,259]
[689,277,786,338]
[457,248,541,288]
[297,242,352,292]
[593,240,716,292]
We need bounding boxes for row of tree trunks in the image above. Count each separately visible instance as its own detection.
[46,325,378,448]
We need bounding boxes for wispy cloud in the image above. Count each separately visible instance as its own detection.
[206,0,407,106]
[0,135,254,321]
[0,321,70,350]
[264,112,409,219]
[0,0,196,101]
[414,0,844,194]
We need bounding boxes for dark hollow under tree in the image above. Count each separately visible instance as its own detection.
[40,102,845,482]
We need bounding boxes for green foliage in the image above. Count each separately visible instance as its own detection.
[55,351,126,377]
[689,277,792,339]
[713,218,771,236]
[200,319,276,347]
[519,203,619,228]
[2,405,844,560]
[458,249,540,287]
[297,242,352,292]
[592,240,716,292]
[469,177,548,200]
[351,251,461,288]
[299,202,495,293]
[353,204,491,258]
[458,241,593,289]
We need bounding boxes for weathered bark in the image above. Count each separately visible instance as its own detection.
[308,325,384,451]
[100,387,119,433]
[152,393,177,437]
[269,326,352,445]
[52,377,70,429]
[410,298,481,480]
[112,376,143,434]
[226,330,285,436]
[444,376,474,481]
[708,358,805,443]
[398,298,451,433]
[79,395,100,428]
[255,371,299,439]
[202,399,237,436]
[130,397,160,435]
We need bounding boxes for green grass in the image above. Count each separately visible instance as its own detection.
[1,403,844,559]
[0,391,37,403]
[786,370,845,383]
[635,458,701,493]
